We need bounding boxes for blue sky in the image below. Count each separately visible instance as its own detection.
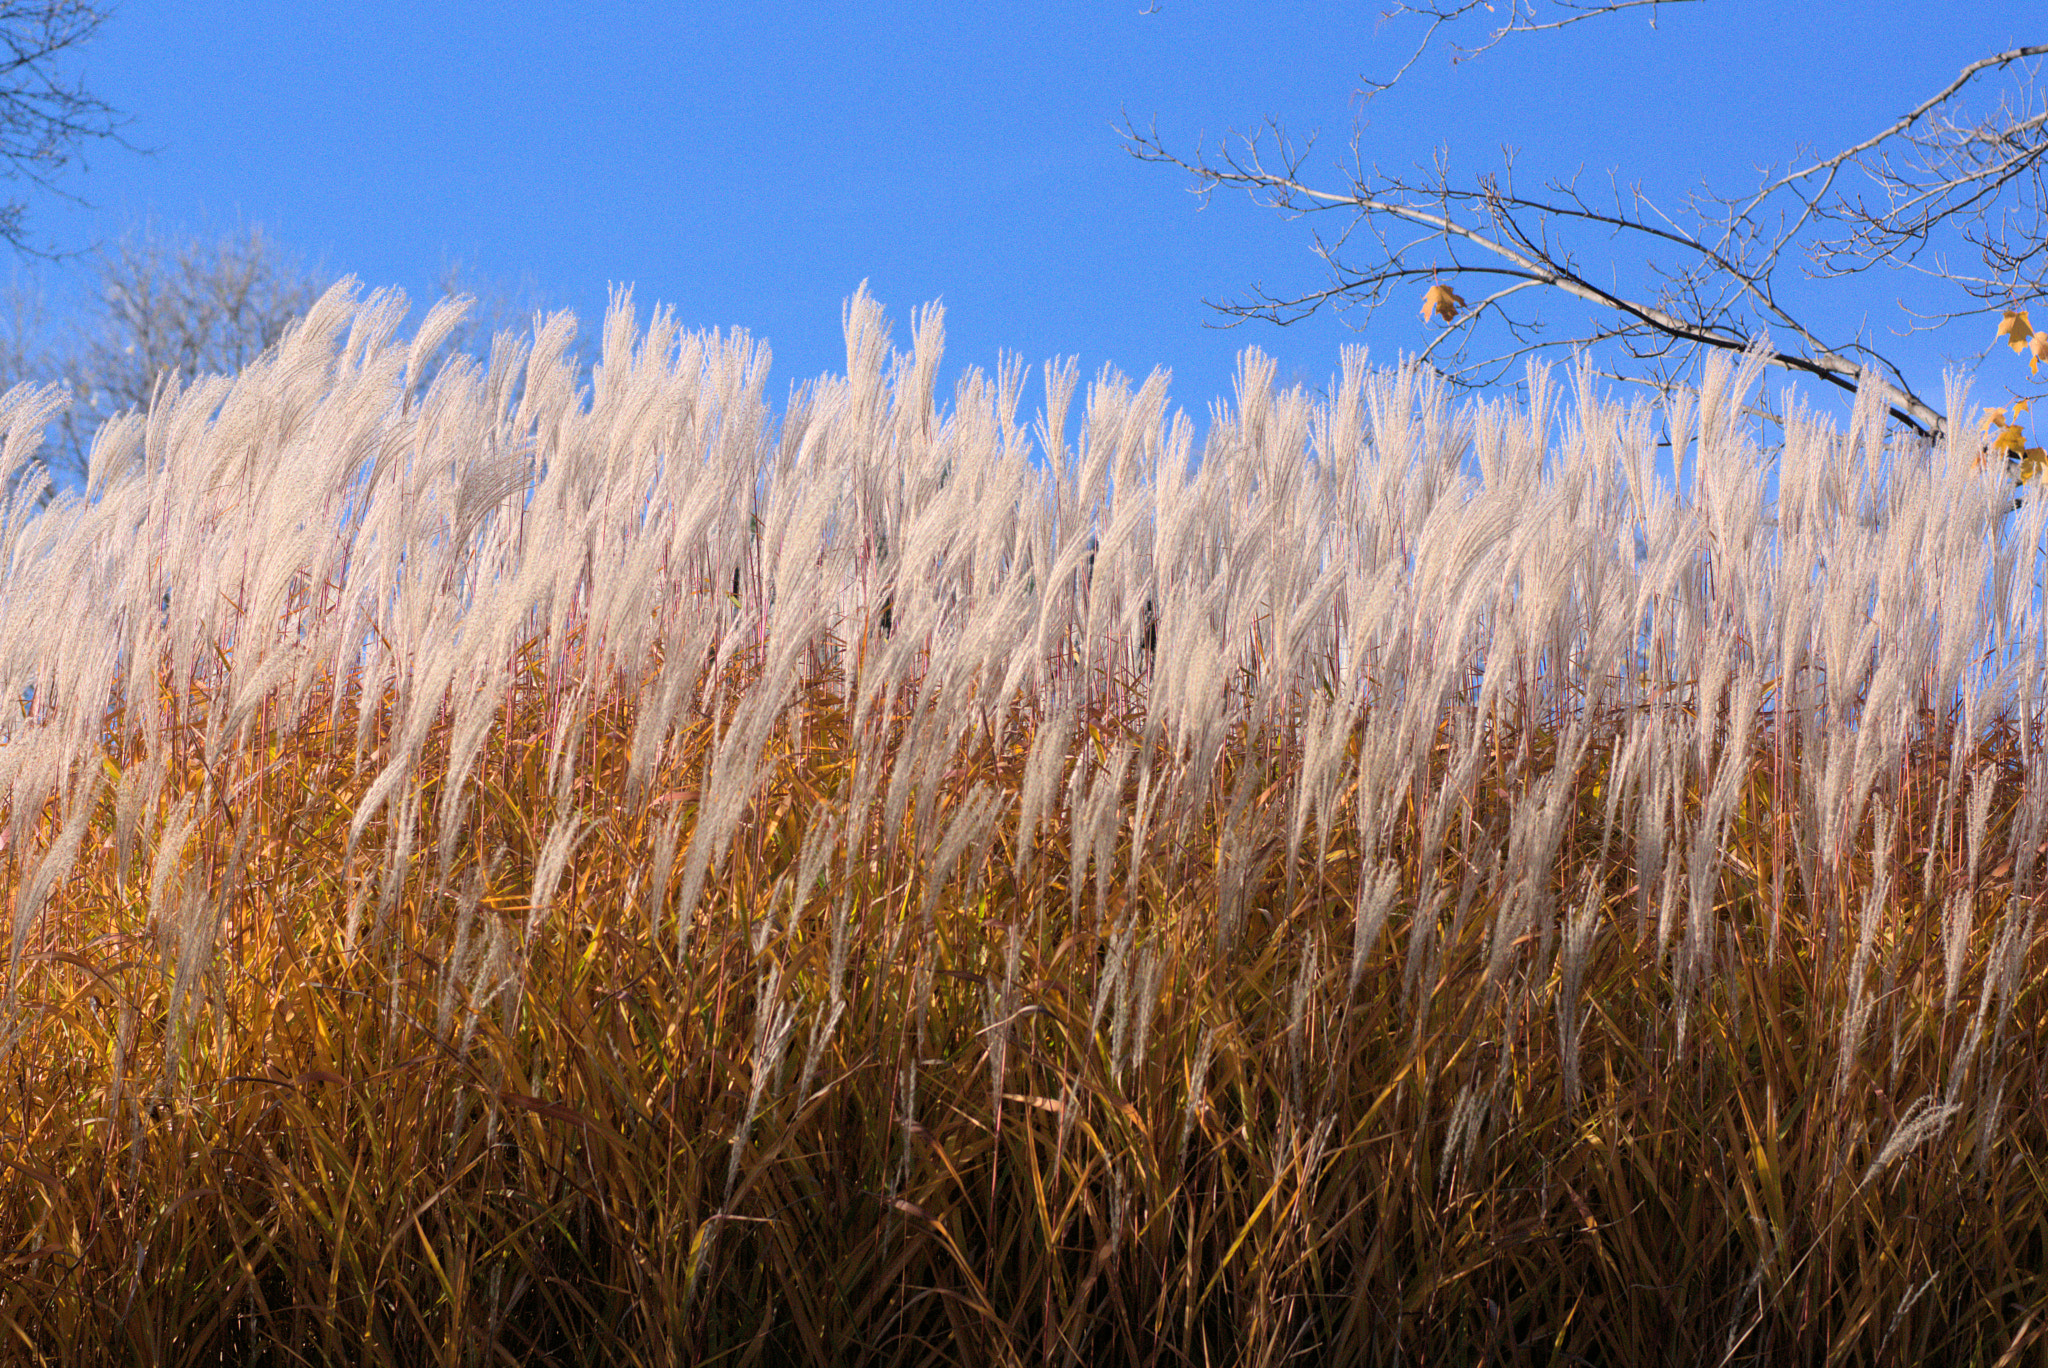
[9,1,2044,489]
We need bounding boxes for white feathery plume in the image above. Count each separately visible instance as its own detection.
[1942,888,1974,1019]
[1834,806,1895,1100]
[917,783,1009,925]
[3,760,104,1010]
[1860,1095,1963,1191]
[1348,860,1403,997]
[1015,700,1075,886]
[527,796,593,943]
[1557,880,1602,1107]
[1068,741,1132,928]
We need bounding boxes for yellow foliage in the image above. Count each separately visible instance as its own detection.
[1981,314,2048,485]
[1981,399,2032,430]
[1421,282,1465,324]
[1998,308,2036,351]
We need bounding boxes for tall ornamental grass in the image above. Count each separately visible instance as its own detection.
[3,279,2048,1365]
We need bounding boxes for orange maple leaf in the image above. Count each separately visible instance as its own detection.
[1988,424,2033,469]
[1999,309,2037,352]
[1421,283,1466,324]
[2027,332,2048,377]
[1982,399,2034,431]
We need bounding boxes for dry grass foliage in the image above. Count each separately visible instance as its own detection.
[3,281,2048,1364]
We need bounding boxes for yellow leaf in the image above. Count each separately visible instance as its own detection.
[2024,448,2048,485]
[1993,423,2029,457]
[1999,309,2037,352]
[2029,332,2048,377]
[1983,398,2034,432]
[1421,282,1466,324]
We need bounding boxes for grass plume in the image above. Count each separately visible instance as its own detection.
[1,281,2047,1364]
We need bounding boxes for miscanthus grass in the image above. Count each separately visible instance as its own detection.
[2,279,2047,1365]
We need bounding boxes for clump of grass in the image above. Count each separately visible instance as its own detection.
[2,281,2048,1365]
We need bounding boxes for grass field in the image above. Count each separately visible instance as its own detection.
[2,280,2048,1365]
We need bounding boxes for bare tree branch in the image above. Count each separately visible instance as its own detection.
[1801,59,2048,306]
[1360,0,1705,97]
[0,2,129,257]
[1125,2,2047,457]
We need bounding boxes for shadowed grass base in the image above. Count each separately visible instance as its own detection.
[3,620,2046,1368]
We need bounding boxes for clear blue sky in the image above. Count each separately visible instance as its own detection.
[11,0,2044,488]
